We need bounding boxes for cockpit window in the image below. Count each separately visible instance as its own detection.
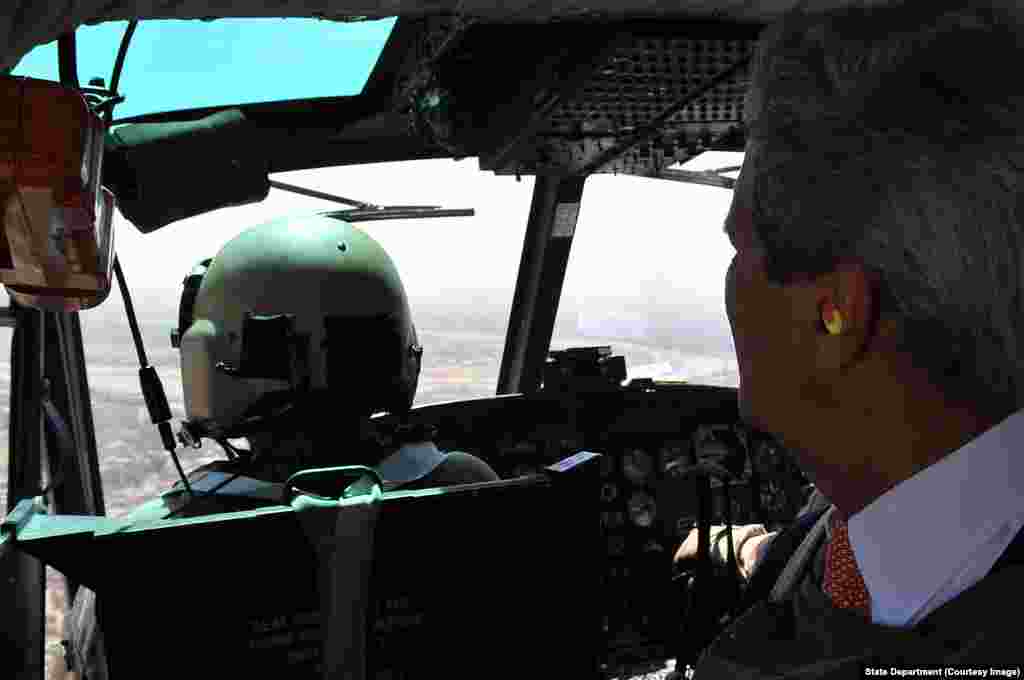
[12,18,397,120]
[9,39,58,81]
[551,152,742,387]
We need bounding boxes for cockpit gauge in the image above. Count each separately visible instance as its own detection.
[622,448,654,485]
[601,482,619,503]
[627,491,657,528]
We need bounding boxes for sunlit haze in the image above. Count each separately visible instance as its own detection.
[111,157,737,316]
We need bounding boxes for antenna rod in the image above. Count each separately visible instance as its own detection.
[269,180,377,209]
[658,168,736,190]
[112,259,192,495]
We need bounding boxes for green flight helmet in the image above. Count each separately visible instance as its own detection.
[179,213,421,435]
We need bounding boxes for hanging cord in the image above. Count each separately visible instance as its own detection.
[112,259,190,494]
[98,20,191,494]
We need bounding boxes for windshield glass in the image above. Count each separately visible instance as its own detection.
[12,17,397,119]
[551,152,742,387]
[9,39,58,81]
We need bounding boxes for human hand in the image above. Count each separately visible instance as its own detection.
[736,531,775,580]
[673,526,704,565]
[673,524,774,580]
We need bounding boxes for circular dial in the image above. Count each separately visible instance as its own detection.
[622,448,654,485]
[627,491,657,528]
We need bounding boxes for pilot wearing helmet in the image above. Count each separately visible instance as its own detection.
[66,213,499,678]
[169,211,499,501]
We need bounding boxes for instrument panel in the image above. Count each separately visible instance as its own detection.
[382,383,810,671]
[488,430,806,667]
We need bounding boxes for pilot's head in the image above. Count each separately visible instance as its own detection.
[722,1,1024,508]
[174,213,422,455]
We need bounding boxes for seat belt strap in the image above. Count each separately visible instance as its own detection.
[293,488,382,680]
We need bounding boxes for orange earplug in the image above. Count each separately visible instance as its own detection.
[822,300,844,335]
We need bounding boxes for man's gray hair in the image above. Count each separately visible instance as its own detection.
[746,0,1024,416]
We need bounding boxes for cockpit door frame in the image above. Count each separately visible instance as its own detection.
[497,175,586,395]
[1,305,47,678]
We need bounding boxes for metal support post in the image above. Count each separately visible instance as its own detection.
[497,175,586,395]
[1,306,46,679]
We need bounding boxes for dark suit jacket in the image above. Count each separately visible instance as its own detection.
[693,506,1024,678]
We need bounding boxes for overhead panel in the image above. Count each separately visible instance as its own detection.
[537,32,753,175]
[400,20,756,178]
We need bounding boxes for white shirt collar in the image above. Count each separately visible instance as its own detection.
[847,408,1024,627]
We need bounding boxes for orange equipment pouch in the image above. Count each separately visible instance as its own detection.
[0,76,115,311]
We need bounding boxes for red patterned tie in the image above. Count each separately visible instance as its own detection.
[823,515,871,617]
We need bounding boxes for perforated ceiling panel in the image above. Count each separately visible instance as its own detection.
[476,30,755,177]
[550,38,750,133]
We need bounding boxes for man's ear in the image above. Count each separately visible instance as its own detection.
[812,263,877,376]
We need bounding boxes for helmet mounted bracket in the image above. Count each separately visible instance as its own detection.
[216,313,313,392]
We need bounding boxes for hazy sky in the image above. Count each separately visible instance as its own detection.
[110,156,740,322]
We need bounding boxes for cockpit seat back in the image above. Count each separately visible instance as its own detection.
[61,455,601,679]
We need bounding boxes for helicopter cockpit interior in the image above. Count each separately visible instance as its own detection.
[0,3,831,678]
